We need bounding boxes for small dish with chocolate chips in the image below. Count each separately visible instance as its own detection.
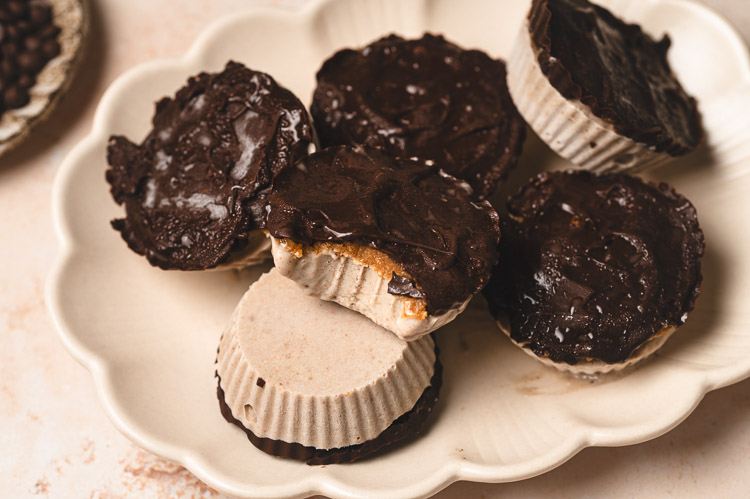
[0,0,88,156]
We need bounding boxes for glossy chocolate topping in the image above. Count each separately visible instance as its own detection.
[311,34,526,199]
[528,0,702,155]
[266,146,500,314]
[0,0,61,116]
[484,170,704,365]
[106,61,312,270]
[216,350,442,465]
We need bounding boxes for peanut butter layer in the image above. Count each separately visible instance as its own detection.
[276,238,428,319]
[271,236,470,339]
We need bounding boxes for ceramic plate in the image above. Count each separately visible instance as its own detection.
[47,0,750,497]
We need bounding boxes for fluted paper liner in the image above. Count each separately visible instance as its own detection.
[0,0,88,155]
[495,314,677,376]
[507,21,673,173]
[270,237,468,341]
[216,269,436,450]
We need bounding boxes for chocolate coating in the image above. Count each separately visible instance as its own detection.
[484,171,704,365]
[106,61,312,270]
[216,349,442,465]
[311,34,526,199]
[528,0,702,155]
[0,0,60,117]
[266,146,500,315]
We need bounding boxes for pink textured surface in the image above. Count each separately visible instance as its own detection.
[2,0,749,497]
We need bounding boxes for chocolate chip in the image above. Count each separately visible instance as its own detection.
[17,73,34,89]
[3,85,28,109]
[6,2,28,19]
[24,36,42,52]
[16,20,31,35]
[1,58,17,80]
[5,25,20,40]
[41,39,60,59]
[2,41,19,58]
[18,51,44,72]
[29,5,52,27]
[38,24,60,40]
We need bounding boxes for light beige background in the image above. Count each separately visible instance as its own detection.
[2,0,749,497]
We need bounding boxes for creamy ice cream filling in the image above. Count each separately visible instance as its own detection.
[271,237,469,341]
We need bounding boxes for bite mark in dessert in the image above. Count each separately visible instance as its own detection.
[484,170,704,375]
[266,145,501,340]
[106,61,312,270]
[311,33,526,199]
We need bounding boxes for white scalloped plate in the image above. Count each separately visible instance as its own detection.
[47,0,750,497]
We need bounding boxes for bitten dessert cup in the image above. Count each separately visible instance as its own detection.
[507,0,702,173]
[484,170,704,376]
[106,61,312,271]
[216,269,440,465]
[270,237,468,341]
[266,145,500,341]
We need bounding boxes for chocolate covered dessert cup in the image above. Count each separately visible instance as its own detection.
[507,0,703,172]
[266,145,500,341]
[484,171,704,375]
[106,61,313,270]
[216,269,440,465]
[311,34,526,200]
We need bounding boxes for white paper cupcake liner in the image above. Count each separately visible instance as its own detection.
[216,269,436,450]
[495,314,677,376]
[507,21,673,173]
